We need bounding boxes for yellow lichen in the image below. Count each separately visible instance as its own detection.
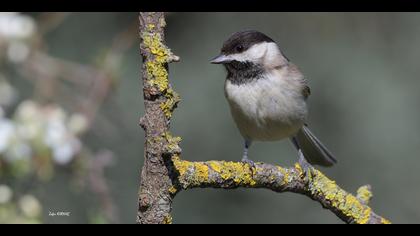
[294,163,303,178]
[142,33,169,63]
[309,169,376,224]
[162,132,182,153]
[173,159,208,186]
[147,136,163,146]
[193,163,209,183]
[172,155,191,177]
[163,215,172,224]
[381,218,391,224]
[357,185,373,204]
[147,24,155,31]
[210,161,256,186]
[177,161,257,186]
[168,186,178,195]
[358,207,372,224]
[159,17,166,27]
[172,158,391,224]
[142,32,179,118]
[145,61,169,91]
[142,33,171,92]
[278,166,289,185]
[208,161,222,173]
[160,88,180,118]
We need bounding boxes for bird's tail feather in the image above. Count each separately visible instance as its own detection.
[295,126,337,167]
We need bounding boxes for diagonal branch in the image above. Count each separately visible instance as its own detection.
[170,157,391,224]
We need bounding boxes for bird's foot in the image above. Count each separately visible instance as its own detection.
[298,150,313,182]
[241,157,256,174]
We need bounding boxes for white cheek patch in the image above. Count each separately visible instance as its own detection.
[228,42,269,62]
[244,43,268,60]
[228,42,284,68]
[263,42,286,68]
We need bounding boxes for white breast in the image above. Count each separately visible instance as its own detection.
[224,69,308,141]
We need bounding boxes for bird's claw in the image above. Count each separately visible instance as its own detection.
[241,158,256,174]
[298,150,313,182]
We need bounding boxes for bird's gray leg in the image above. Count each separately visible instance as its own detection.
[297,149,312,174]
[291,137,313,179]
[241,139,255,167]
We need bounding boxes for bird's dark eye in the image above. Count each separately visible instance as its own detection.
[235,45,244,52]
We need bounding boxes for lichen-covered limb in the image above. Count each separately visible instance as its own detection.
[172,157,391,224]
[137,12,180,224]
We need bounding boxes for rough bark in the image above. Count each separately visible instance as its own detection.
[172,158,390,224]
[137,12,180,224]
[137,12,391,224]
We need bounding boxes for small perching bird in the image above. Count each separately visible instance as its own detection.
[211,30,337,168]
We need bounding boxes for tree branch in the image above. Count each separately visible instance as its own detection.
[137,12,391,224]
[171,157,390,224]
[137,12,180,224]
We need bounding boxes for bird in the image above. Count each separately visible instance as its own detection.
[210,30,337,168]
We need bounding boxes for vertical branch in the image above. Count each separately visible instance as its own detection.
[137,12,181,224]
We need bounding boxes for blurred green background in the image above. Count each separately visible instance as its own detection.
[1,12,419,224]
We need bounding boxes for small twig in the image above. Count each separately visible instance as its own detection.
[88,150,119,223]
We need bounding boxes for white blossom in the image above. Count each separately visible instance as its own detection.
[7,41,30,63]
[52,138,81,165]
[2,100,84,165]
[0,119,15,153]
[44,119,67,148]
[15,100,39,123]
[4,140,31,162]
[0,76,18,108]
[0,12,36,40]
[68,113,88,135]
[18,195,42,218]
[15,101,42,140]
[0,185,12,204]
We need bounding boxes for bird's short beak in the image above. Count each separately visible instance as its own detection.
[210,54,232,64]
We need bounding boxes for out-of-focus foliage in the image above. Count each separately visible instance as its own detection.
[0,184,42,223]
[0,12,35,64]
[0,100,88,179]
[0,12,121,224]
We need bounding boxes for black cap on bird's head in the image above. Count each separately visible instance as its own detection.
[211,30,275,64]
